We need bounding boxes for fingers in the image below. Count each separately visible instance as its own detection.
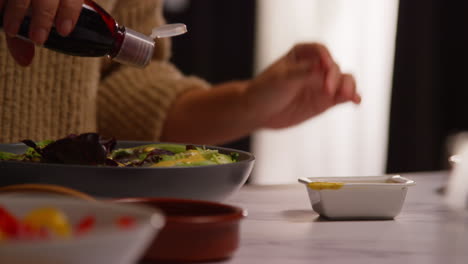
[314,43,334,70]
[55,0,83,36]
[353,93,362,104]
[291,43,334,70]
[334,74,361,105]
[288,43,361,105]
[29,0,61,44]
[2,0,83,45]
[324,62,341,96]
[6,36,35,67]
[3,0,31,37]
[290,43,340,96]
[2,0,82,66]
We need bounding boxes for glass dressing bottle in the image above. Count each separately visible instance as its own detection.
[0,0,187,68]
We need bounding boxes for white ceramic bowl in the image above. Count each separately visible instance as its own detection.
[298,175,416,220]
[0,196,164,264]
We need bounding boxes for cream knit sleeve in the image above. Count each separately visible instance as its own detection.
[97,0,210,141]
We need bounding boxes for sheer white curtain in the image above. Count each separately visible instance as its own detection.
[251,0,399,184]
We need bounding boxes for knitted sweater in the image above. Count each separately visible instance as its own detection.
[0,0,209,143]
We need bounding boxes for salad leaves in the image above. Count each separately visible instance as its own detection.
[0,133,239,167]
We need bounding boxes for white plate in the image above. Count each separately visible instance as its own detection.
[0,196,164,264]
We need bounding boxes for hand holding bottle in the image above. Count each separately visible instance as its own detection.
[1,0,84,66]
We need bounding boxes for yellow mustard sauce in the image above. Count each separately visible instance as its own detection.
[307,182,345,190]
[150,150,206,167]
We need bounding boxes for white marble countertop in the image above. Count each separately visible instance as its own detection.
[219,171,468,264]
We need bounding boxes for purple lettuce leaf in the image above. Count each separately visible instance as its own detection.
[22,133,116,165]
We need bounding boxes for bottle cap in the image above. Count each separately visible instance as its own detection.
[113,28,155,68]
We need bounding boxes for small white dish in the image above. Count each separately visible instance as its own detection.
[298,175,416,220]
[0,196,165,264]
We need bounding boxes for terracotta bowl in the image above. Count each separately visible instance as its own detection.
[115,198,246,263]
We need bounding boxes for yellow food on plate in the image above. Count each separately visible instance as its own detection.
[23,207,72,237]
[151,150,209,167]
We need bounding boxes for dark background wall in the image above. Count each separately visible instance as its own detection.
[163,0,256,152]
[387,0,468,173]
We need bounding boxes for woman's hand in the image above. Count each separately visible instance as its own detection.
[163,43,361,145]
[1,0,84,66]
[245,43,361,129]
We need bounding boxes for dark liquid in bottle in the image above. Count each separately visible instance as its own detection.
[0,0,124,57]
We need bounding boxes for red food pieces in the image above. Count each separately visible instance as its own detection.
[116,216,135,229]
[0,206,20,238]
[75,215,96,235]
